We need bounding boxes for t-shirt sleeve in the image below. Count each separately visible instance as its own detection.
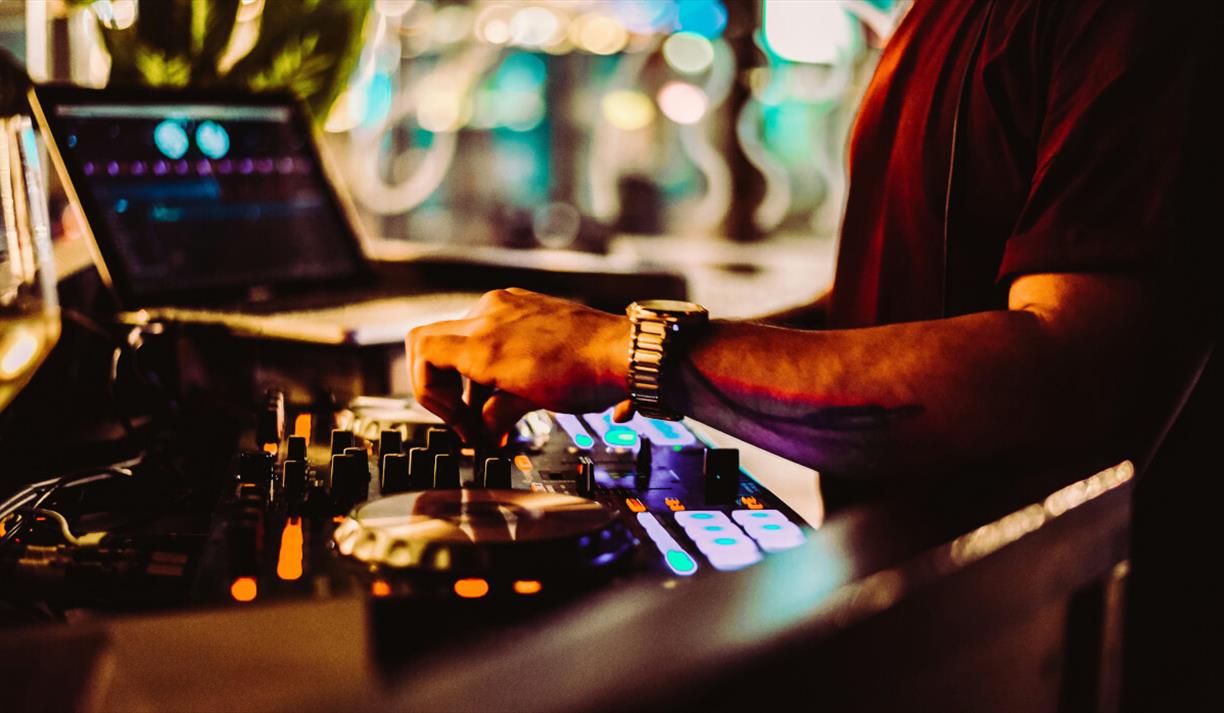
[998,1,1222,284]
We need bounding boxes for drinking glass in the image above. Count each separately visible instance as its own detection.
[0,116,58,412]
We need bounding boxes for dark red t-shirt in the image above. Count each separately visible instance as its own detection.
[830,0,1220,327]
[828,2,1224,704]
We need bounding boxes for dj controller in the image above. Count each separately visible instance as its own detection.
[1,387,810,646]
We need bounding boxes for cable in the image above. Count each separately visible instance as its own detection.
[19,507,81,546]
[0,457,138,544]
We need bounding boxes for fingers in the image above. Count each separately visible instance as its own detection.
[611,399,636,423]
[409,332,483,443]
[481,392,539,443]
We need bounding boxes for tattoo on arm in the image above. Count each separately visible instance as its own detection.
[680,360,924,432]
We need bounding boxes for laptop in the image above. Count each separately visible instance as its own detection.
[27,84,479,345]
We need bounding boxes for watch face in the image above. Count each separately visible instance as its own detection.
[634,300,707,316]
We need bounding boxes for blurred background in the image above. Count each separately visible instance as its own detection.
[1,0,909,314]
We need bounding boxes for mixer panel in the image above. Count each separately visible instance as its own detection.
[137,392,810,607]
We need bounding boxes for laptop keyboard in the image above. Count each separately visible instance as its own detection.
[145,292,481,345]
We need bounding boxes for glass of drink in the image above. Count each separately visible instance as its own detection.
[0,115,58,412]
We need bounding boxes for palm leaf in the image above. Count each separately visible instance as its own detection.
[71,0,369,120]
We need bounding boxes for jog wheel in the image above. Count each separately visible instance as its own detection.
[333,489,636,599]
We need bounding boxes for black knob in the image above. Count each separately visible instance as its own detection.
[227,519,259,577]
[433,453,460,489]
[378,430,404,480]
[382,453,410,493]
[703,448,740,505]
[330,453,370,511]
[257,389,285,446]
[636,436,653,481]
[575,455,595,496]
[483,457,512,489]
[256,408,280,448]
[238,451,274,487]
[286,435,308,462]
[330,429,355,456]
[283,459,307,501]
[407,447,433,490]
[426,427,458,454]
[227,506,262,577]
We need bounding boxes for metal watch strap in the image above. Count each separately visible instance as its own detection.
[626,302,707,421]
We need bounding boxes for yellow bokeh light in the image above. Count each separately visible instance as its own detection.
[575,15,628,56]
[0,329,39,379]
[602,90,656,131]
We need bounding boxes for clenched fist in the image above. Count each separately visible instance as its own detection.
[407,288,631,445]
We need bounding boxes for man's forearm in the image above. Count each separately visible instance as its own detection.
[753,289,831,329]
[665,308,1137,477]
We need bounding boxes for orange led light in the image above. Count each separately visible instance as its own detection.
[371,580,392,598]
[454,577,490,599]
[625,498,647,513]
[263,442,279,455]
[230,576,258,602]
[513,580,542,595]
[665,497,686,512]
[276,518,304,581]
[332,515,345,524]
[514,455,533,472]
[740,496,764,510]
[293,413,312,439]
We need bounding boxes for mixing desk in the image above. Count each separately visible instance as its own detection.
[192,391,811,610]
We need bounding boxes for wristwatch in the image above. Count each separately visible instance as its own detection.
[625,300,709,421]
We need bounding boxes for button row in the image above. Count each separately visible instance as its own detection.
[672,510,762,571]
[679,509,805,556]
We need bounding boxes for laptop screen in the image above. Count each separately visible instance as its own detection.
[32,88,366,306]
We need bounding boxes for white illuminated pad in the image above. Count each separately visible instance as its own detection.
[696,534,763,571]
[674,511,732,527]
[741,520,806,552]
[636,512,698,576]
[683,521,746,541]
[732,509,790,527]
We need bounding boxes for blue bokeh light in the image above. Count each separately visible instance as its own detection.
[153,120,189,160]
[195,120,230,160]
[677,0,727,38]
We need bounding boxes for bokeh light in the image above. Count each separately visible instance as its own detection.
[602,90,656,131]
[475,4,515,45]
[677,0,727,39]
[573,14,628,56]
[614,0,677,34]
[417,73,470,133]
[763,0,858,65]
[509,6,563,48]
[195,121,230,160]
[662,32,715,75]
[657,82,708,125]
[432,4,473,46]
[91,0,138,30]
[153,120,189,160]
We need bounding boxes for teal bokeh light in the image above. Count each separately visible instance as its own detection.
[195,120,230,160]
[677,0,727,38]
[154,120,189,160]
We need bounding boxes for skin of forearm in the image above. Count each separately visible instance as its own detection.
[753,288,832,329]
[662,309,1137,478]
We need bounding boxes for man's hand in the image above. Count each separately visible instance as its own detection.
[407,288,631,445]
